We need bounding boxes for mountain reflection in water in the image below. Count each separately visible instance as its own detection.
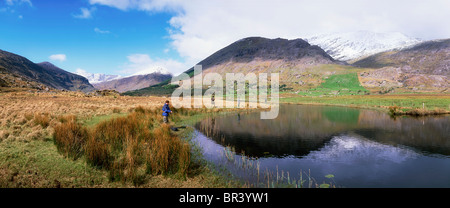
[193,104,450,188]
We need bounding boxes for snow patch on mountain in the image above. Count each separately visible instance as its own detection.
[130,66,171,77]
[75,69,122,84]
[75,66,171,85]
[306,31,422,61]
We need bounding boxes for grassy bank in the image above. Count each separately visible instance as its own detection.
[281,94,450,115]
[0,93,241,188]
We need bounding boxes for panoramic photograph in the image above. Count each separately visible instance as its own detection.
[1,0,449,205]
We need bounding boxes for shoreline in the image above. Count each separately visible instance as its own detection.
[280,94,450,116]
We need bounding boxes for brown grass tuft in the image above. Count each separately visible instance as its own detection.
[53,117,88,160]
[147,124,191,177]
[33,113,50,128]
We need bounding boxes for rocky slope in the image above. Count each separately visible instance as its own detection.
[354,39,449,92]
[306,31,422,62]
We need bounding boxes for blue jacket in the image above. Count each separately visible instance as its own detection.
[162,104,171,116]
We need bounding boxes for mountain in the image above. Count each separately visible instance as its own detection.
[93,72,172,93]
[124,36,345,96]
[75,69,122,84]
[37,62,95,92]
[187,36,340,72]
[306,31,422,62]
[0,49,95,92]
[353,39,449,92]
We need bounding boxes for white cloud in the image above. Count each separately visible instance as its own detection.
[49,54,67,62]
[73,7,96,19]
[75,68,91,78]
[6,0,32,7]
[121,54,189,76]
[94,27,110,34]
[90,0,450,72]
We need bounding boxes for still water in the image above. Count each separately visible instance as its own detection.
[193,104,450,188]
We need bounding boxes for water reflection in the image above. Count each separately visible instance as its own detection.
[195,104,450,158]
[193,104,450,188]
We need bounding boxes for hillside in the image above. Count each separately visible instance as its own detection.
[353,39,450,92]
[0,50,95,92]
[93,72,172,93]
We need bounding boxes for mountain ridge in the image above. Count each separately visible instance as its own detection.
[182,36,343,75]
[0,49,95,92]
[75,69,122,84]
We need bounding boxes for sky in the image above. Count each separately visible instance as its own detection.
[1,0,450,76]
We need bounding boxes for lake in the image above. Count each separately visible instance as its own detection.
[193,104,450,188]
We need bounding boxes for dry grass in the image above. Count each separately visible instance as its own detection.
[0,91,166,142]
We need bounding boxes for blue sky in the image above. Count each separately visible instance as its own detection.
[0,0,181,75]
[1,0,449,76]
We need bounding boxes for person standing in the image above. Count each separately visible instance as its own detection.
[162,100,172,123]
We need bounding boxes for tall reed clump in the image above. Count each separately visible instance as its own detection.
[53,115,88,160]
[147,124,191,178]
[33,113,50,128]
[52,106,193,185]
[89,111,152,183]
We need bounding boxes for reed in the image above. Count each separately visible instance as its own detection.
[52,106,194,185]
[147,124,191,178]
[218,143,336,188]
[52,117,88,160]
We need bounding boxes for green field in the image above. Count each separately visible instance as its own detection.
[298,73,369,96]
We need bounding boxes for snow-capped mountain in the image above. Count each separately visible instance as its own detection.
[130,66,171,76]
[306,31,422,61]
[75,69,122,84]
